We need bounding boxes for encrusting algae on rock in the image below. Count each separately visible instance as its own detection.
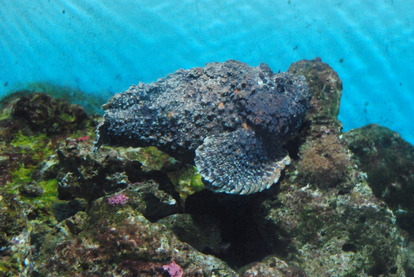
[96,60,311,195]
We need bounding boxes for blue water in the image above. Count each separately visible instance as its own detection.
[1,0,413,144]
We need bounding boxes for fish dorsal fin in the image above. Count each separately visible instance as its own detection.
[194,129,290,195]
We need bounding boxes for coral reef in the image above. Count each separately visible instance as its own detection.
[0,59,413,276]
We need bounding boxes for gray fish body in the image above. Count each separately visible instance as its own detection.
[96,60,311,194]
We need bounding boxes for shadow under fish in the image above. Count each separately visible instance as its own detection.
[95,60,311,195]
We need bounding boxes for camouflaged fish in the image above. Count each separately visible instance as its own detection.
[96,60,311,194]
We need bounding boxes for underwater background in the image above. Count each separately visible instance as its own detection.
[1,0,413,144]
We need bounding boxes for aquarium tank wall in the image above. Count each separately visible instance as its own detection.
[1,0,413,144]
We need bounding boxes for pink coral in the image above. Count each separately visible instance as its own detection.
[162,261,183,277]
[107,193,129,205]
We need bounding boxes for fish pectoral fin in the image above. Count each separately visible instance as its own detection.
[194,129,290,195]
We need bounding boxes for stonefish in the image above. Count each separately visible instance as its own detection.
[96,60,311,194]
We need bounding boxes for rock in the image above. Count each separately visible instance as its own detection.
[0,193,31,275]
[55,137,181,202]
[0,193,28,248]
[288,57,343,134]
[10,92,88,136]
[297,134,352,188]
[157,214,226,256]
[56,138,131,201]
[0,91,98,275]
[240,256,306,277]
[63,211,88,235]
[54,137,182,222]
[30,197,238,276]
[53,198,88,222]
[123,181,180,221]
[343,124,414,234]
[254,58,409,276]
[18,182,44,197]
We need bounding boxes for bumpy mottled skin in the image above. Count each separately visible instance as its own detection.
[96,60,311,194]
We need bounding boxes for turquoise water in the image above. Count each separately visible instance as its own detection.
[1,0,413,144]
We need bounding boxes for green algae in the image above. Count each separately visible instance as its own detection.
[59,112,76,123]
[11,166,33,184]
[105,145,204,199]
[5,165,35,195]
[168,165,204,199]
[22,179,59,202]
[10,131,47,148]
[10,131,54,159]
[0,106,11,121]
[122,146,178,172]
[5,132,62,225]
[0,91,100,275]
[9,167,60,223]
[119,146,204,198]
[0,255,22,276]
[6,132,56,194]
